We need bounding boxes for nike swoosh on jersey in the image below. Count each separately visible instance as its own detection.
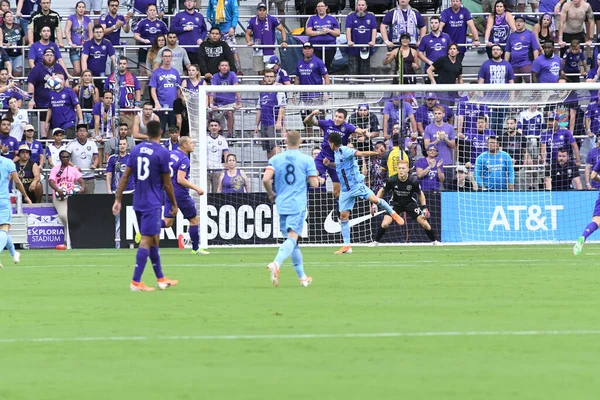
[323,210,386,234]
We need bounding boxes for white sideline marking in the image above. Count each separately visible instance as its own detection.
[1,330,600,344]
[1,259,588,269]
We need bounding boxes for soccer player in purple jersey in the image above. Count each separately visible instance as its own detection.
[304,108,366,197]
[574,157,600,255]
[112,120,178,292]
[161,136,209,255]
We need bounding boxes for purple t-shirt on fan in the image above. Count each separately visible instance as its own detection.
[345,12,376,56]
[383,100,414,133]
[317,119,356,161]
[246,15,281,57]
[296,55,328,99]
[506,30,540,67]
[587,147,600,189]
[134,18,168,44]
[532,54,561,83]
[127,141,171,212]
[478,59,515,83]
[418,32,453,63]
[82,39,115,75]
[210,71,239,105]
[28,41,63,65]
[586,102,600,133]
[440,6,473,54]
[149,67,181,107]
[542,129,576,160]
[423,122,456,165]
[0,134,19,159]
[457,97,490,132]
[27,63,68,108]
[99,13,127,45]
[466,129,493,164]
[67,14,91,45]
[171,10,207,53]
[562,50,586,73]
[49,88,80,130]
[415,104,453,130]
[415,157,443,191]
[306,14,339,45]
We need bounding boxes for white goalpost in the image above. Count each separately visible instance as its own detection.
[180,82,600,246]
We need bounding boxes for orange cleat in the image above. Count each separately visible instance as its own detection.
[334,245,352,254]
[300,276,312,287]
[391,212,404,225]
[267,262,280,287]
[130,281,156,292]
[157,277,179,290]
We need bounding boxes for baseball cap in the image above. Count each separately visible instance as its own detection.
[76,123,88,130]
[456,166,468,173]
[52,127,64,135]
[24,124,35,131]
[17,144,31,153]
[425,92,437,100]
[400,32,411,40]
[59,149,71,156]
[358,104,369,110]
[360,46,370,60]
[43,48,55,55]
[303,42,313,49]
[257,2,267,9]
[514,15,526,22]
[265,55,280,69]
[427,144,438,150]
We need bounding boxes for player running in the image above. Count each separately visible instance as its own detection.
[574,158,600,255]
[326,131,403,254]
[369,160,439,246]
[162,136,209,255]
[0,156,32,267]
[263,131,319,287]
[304,108,367,197]
[112,120,179,292]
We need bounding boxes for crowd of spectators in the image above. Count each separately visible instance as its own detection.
[1,0,600,201]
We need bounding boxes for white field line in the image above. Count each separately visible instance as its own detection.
[1,330,600,344]
[0,259,587,269]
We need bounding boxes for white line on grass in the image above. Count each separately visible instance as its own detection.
[1,330,600,344]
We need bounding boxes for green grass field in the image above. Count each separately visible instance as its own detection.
[1,245,599,400]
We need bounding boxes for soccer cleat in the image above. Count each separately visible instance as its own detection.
[268,262,280,287]
[157,277,179,290]
[0,261,3,268]
[391,212,404,225]
[130,281,155,292]
[367,241,379,247]
[334,245,352,254]
[191,249,210,255]
[13,251,20,264]
[432,240,441,246]
[134,232,141,244]
[300,276,312,287]
[573,236,585,256]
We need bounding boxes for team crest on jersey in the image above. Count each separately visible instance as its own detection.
[442,38,446,42]
[87,146,91,150]
[61,94,66,99]
[460,14,464,19]
[15,29,20,34]
[309,63,314,68]
[341,126,346,132]
[407,185,412,190]
[102,45,106,50]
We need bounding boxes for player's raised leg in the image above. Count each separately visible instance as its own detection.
[574,216,600,256]
[367,193,403,225]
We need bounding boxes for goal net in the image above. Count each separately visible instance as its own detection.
[181,83,598,246]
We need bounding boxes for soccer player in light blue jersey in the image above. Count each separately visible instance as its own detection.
[474,135,515,190]
[263,131,319,287]
[0,156,32,267]
[574,158,600,256]
[326,132,403,254]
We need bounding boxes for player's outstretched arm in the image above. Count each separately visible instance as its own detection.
[303,110,320,127]
[307,176,319,189]
[355,150,380,158]
[176,170,204,195]
[9,172,32,206]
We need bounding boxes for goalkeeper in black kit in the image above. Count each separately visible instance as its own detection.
[369,160,439,246]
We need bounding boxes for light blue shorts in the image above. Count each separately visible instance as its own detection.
[0,203,12,225]
[279,210,306,236]
[339,183,374,212]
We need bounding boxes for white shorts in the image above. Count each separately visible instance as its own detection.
[222,33,238,53]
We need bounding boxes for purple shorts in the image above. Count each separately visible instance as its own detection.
[315,155,339,183]
[164,194,197,220]
[136,209,162,237]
